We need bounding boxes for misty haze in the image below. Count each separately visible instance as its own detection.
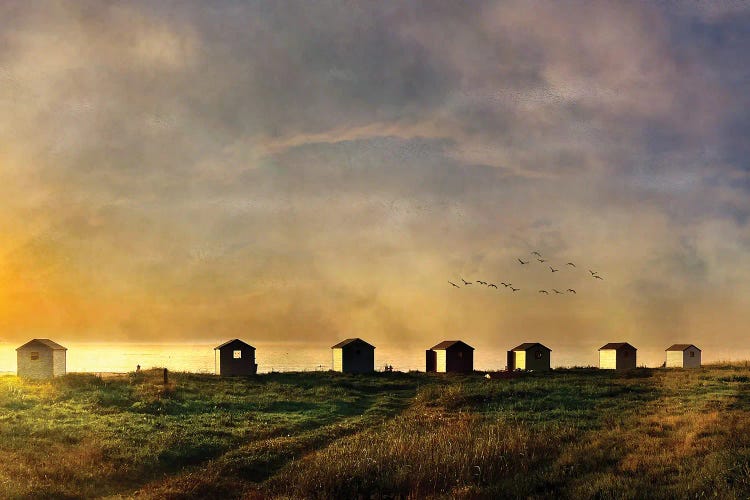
[2,1,750,498]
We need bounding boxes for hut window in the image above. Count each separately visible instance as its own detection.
[535,351,543,359]
[233,350,242,359]
[30,351,39,361]
[689,351,695,357]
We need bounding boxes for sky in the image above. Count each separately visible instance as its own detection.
[1,0,749,365]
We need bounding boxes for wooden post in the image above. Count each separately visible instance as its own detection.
[163,368,169,385]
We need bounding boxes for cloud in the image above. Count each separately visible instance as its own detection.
[0,1,748,364]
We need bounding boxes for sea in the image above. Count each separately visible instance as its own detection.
[0,341,746,374]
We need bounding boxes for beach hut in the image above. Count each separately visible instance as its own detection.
[331,338,375,373]
[665,344,701,368]
[16,339,67,379]
[598,342,637,370]
[507,343,551,371]
[426,341,474,373]
[214,339,257,376]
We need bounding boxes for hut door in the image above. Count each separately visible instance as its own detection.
[507,351,515,371]
[426,350,437,372]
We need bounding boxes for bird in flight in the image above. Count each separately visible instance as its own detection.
[500,282,509,287]
[477,280,487,285]
[488,283,498,288]
[461,278,472,285]
[518,258,529,265]
[510,287,520,292]
[550,266,559,272]
[593,275,604,280]
[531,251,542,257]
[449,281,460,288]
[553,289,563,294]
[537,258,547,263]
[538,290,549,294]
[567,262,576,267]
[589,270,597,276]
[567,288,577,294]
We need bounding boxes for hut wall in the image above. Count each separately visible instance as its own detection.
[332,348,344,372]
[683,348,701,368]
[524,348,551,371]
[599,350,617,369]
[616,348,637,370]
[17,348,54,379]
[341,345,374,373]
[52,350,66,377]
[666,351,684,368]
[218,345,257,376]
[446,349,473,373]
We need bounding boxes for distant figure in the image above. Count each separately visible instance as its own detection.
[163,368,169,385]
[384,364,393,372]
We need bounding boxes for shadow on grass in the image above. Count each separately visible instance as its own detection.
[729,380,750,411]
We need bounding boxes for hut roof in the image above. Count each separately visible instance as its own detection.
[511,342,551,352]
[214,339,255,350]
[16,339,67,351]
[430,340,474,351]
[331,338,375,349]
[666,344,701,352]
[599,342,636,351]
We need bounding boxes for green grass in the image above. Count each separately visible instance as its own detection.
[1,366,750,498]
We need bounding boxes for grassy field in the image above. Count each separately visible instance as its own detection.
[1,366,750,499]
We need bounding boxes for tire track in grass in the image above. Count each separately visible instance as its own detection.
[555,366,750,499]
[128,390,416,499]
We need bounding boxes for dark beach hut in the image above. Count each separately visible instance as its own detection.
[598,342,637,370]
[214,339,257,376]
[331,338,375,373]
[507,343,551,371]
[16,339,67,379]
[426,340,474,373]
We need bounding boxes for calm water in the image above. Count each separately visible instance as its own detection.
[0,341,578,374]
[0,341,747,374]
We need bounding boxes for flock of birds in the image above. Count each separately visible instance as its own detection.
[449,251,605,295]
